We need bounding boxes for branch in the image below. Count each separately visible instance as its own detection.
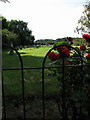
[0,0,10,3]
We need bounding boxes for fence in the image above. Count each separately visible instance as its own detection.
[2,44,90,120]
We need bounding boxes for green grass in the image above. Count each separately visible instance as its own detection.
[2,45,89,119]
[2,45,59,97]
[3,45,86,98]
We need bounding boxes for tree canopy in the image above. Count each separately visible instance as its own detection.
[2,17,35,47]
[76,1,90,34]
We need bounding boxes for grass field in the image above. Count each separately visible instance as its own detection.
[2,45,62,118]
[2,45,82,97]
[2,45,60,97]
[2,45,89,119]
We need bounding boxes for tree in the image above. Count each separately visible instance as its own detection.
[2,17,9,29]
[2,29,18,46]
[8,20,35,46]
[2,17,35,46]
[76,1,90,34]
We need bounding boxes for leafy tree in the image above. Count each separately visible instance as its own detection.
[76,1,90,34]
[2,17,9,29]
[29,35,35,45]
[56,38,66,42]
[8,20,35,46]
[2,29,18,46]
[2,17,35,47]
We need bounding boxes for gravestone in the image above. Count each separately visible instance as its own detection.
[9,50,14,55]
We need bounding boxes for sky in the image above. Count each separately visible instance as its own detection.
[0,0,88,40]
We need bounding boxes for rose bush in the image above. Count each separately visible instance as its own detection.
[82,34,90,43]
[86,53,90,60]
[47,34,90,119]
[79,45,86,51]
[56,46,70,58]
[48,52,60,61]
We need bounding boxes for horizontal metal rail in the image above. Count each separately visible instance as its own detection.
[2,64,90,71]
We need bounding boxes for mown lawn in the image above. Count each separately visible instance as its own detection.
[2,45,89,119]
[2,45,63,119]
[2,45,59,97]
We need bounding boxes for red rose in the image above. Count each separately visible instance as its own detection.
[87,44,90,47]
[45,114,47,117]
[60,116,62,119]
[48,52,60,61]
[67,37,73,41]
[65,38,67,41]
[56,46,63,53]
[65,62,69,65]
[82,34,90,43]
[79,45,86,51]
[56,53,60,59]
[56,46,70,58]
[86,53,90,60]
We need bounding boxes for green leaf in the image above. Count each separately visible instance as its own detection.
[75,103,81,108]
[82,108,88,116]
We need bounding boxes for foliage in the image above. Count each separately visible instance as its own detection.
[2,29,18,46]
[47,36,90,119]
[79,44,87,51]
[8,19,35,46]
[2,17,9,29]
[2,17,35,47]
[76,1,90,34]
[82,34,90,44]
[35,37,85,46]
[35,39,56,45]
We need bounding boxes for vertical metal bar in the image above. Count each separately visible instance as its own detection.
[20,56,26,120]
[62,58,67,120]
[42,67,45,120]
[12,46,26,120]
[79,55,83,119]
[2,72,6,119]
[42,48,53,120]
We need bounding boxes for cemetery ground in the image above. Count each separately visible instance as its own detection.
[2,45,62,119]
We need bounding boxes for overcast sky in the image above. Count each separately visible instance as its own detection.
[0,0,87,40]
